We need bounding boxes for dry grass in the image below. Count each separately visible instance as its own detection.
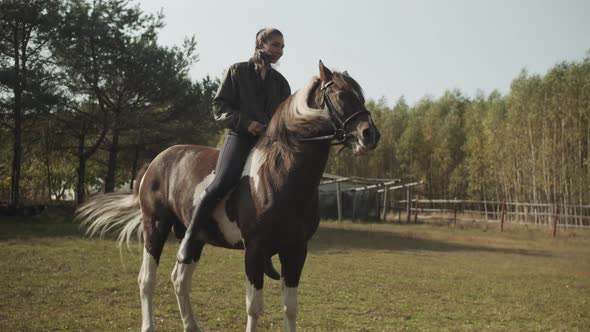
[1,209,589,331]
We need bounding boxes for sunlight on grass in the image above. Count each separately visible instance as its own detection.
[1,213,589,331]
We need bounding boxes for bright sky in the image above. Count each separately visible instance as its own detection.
[141,0,590,107]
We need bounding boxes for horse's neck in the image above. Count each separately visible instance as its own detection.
[254,140,331,206]
[255,80,332,198]
[284,142,331,190]
[284,88,331,189]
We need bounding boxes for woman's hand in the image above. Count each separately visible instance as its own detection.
[247,121,267,136]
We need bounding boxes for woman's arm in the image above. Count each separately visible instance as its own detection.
[212,65,252,133]
[279,75,291,101]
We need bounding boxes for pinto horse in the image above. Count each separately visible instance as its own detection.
[77,61,380,332]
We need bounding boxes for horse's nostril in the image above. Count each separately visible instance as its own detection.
[362,128,372,140]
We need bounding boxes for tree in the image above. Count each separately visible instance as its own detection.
[116,75,221,192]
[0,0,61,207]
[50,99,107,203]
[51,0,198,195]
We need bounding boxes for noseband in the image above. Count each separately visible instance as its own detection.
[298,80,374,145]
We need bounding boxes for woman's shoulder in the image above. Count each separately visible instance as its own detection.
[272,69,289,86]
[228,61,250,72]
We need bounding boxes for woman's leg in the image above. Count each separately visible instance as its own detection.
[177,132,255,263]
[208,132,257,197]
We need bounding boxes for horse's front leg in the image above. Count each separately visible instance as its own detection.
[244,239,266,332]
[279,243,308,332]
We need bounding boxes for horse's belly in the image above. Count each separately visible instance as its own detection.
[212,197,243,246]
[193,173,243,247]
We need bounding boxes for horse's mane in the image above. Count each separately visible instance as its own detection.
[259,78,327,149]
[258,71,365,151]
[254,71,364,199]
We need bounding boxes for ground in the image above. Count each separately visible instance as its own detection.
[0,208,589,331]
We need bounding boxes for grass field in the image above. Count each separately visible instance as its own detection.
[1,208,589,331]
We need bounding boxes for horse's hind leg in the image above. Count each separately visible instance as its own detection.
[138,248,158,332]
[138,216,172,332]
[171,241,204,332]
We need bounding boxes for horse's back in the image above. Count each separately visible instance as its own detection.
[139,144,220,225]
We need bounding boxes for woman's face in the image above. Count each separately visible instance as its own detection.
[261,35,285,64]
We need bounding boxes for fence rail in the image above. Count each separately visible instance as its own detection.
[398,199,590,227]
[318,179,589,231]
[407,199,590,209]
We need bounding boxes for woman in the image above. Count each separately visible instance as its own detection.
[177,28,291,263]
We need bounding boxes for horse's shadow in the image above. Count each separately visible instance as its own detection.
[1,217,547,258]
[308,225,549,257]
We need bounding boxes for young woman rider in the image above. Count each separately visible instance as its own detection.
[177,28,291,263]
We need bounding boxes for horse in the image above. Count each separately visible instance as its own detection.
[76,61,380,332]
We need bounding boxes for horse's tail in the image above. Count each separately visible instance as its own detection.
[76,164,149,247]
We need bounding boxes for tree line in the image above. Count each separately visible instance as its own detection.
[2,1,588,208]
[327,54,590,207]
[1,0,221,206]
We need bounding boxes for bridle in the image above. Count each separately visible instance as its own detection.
[297,80,374,145]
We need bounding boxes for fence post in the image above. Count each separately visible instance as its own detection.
[382,186,388,221]
[376,188,380,220]
[352,191,356,220]
[500,200,506,232]
[397,192,401,223]
[336,182,342,221]
[453,199,457,225]
[406,185,412,223]
[553,205,559,238]
[414,199,419,223]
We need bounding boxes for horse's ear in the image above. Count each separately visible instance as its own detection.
[319,60,333,83]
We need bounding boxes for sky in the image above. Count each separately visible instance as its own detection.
[140,0,590,107]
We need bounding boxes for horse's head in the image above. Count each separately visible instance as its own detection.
[313,61,381,155]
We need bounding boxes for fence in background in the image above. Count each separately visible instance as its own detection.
[319,178,590,233]
[398,199,590,228]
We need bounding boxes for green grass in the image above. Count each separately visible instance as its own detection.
[1,209,589,331]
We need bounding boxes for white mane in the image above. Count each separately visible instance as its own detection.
[292,77,330,121]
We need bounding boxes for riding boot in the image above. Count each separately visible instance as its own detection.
[177,189,219,264]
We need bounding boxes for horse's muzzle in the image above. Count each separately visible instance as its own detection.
[361,126,380,150]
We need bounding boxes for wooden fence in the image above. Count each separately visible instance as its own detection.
[318,180,424,221]
[400,199,590,228]
[319,179,590,230]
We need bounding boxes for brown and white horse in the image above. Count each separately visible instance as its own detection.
[77,62,380,332]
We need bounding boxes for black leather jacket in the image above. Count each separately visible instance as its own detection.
[212,60,291,135]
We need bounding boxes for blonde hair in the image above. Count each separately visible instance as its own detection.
[252,27,283,78]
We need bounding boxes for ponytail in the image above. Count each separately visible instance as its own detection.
[252,27,283,79]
